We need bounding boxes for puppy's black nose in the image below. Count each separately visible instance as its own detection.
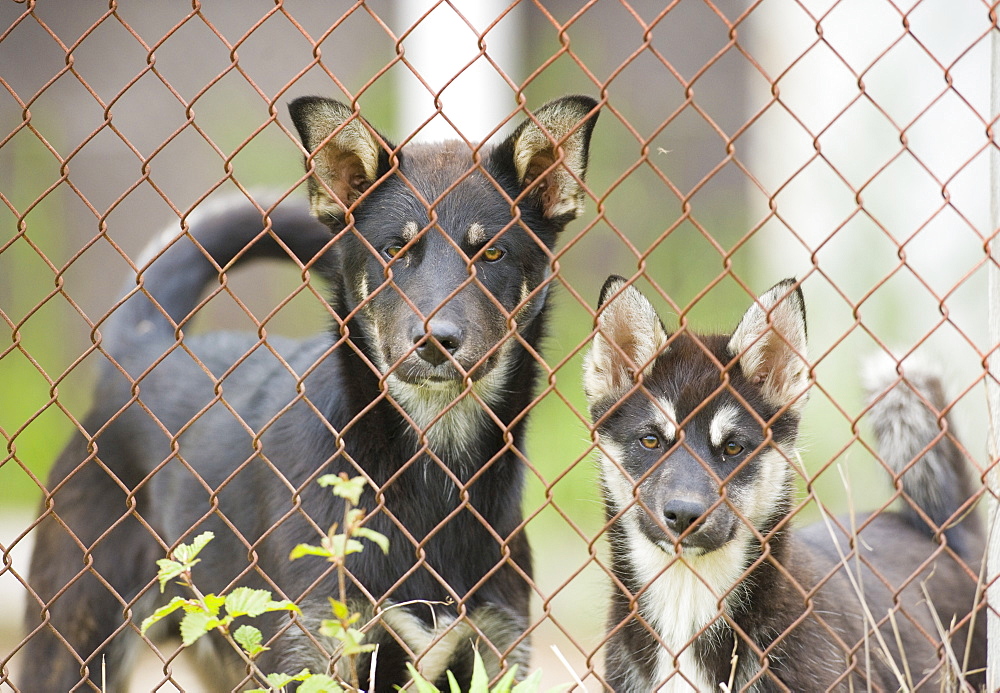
[412,319,463,366]
[663,499,705,535]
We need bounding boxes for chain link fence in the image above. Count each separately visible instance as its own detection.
[0,0,996,690]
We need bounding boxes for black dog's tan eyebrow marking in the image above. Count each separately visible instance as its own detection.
[402,220,419,242]
[466,222,487,246]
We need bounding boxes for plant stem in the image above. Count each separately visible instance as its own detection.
[179,569,272,686]
[339,502,361,689]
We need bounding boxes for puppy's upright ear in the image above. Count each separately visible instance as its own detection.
[727,279,809,414]
[289,97,394,224]
[491,95,599,222]
[584,275,668,410]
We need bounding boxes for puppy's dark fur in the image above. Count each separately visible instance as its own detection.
[22,96,598,691]
[585,276,985,691]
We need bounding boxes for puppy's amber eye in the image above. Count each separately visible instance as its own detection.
[640,434,660,450]
[722,441,744,457]
[384,245,403,259]
[482,246,505,262]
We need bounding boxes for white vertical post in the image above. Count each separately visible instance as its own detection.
[986,13,1000,689]
[396,0,522,143]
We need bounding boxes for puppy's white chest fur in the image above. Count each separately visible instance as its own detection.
[630,533,750,691]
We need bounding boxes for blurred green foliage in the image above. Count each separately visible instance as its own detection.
[1,125,74,508]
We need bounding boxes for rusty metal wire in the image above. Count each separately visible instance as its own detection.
[1,0,997,691]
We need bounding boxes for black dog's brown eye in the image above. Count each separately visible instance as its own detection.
[384,245,403,259]
[640,434,660,450]
[723,441,744,457]
[482,246,504,262]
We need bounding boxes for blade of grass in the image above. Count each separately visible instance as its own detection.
[815,464,909,691]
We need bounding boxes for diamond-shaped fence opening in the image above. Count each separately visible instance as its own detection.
[1,1,997,691]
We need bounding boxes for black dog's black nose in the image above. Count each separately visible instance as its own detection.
[663,499,705,535]
[412,319,463,366]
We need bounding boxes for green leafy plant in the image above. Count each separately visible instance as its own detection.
[140,475,566,692]
[289,472,389,686]
[140,473,388,692]
[250,669,342,693]
[140,531,299,652]
[139,531,321,690]
[404,649,564,693]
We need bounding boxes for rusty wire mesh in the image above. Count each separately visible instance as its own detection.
[0,0,997,691]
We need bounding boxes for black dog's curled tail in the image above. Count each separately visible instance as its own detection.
[99,193,331,365]
[863,354,981,557]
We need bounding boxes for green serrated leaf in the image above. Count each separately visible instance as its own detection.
[353,526,390,555]
[179,610,213,647]
[341,626,368,648]
[201,593,225,617]
[344,507,365,526]
[139,596,189,634]
[318,618,345,640]
[155,559,187,592]
[224,586,274,618]
[316,473,340,487]
[266,599,301,615]
[447,669,462,693]
[297,673,345,693]
[264,671,298,687]
[204,616,227,632]
[318,621,373,654]
[233,624,267,657]
[172,531,214,564]
[318,474,368,505]
[324,534,364,558]
[343,641,377,656]
[405,663,442,693]
[327,598,350,621]
[345,538,366,555]
[322,609,359,628]
[289,543,333,560]
[264,669,314,687]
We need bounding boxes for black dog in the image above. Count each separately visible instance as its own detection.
[585,277,985,691]
[22,95,598,691]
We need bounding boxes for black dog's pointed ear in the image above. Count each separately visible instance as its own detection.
[491,95,599,222]
[288,97,395,223]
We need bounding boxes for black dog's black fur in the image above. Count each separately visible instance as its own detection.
[22,96,598,691]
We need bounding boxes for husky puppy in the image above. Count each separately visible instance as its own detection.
[22,96,598,691]
[584,276,985,691]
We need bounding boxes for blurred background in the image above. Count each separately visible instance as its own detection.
[0,0,994,689]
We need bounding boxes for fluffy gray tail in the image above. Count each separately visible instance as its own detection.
[99,194,331,361]
[864,355,981,557]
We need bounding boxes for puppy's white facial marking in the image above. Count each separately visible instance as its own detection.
[709,404,741,448]
[652,397,678,445]
[735,446,792,530]
[599,438,634,516]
